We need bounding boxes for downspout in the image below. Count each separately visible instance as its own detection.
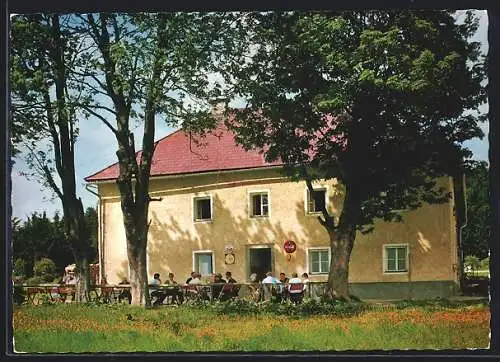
[85,183,104,284]
[458,173,468,294]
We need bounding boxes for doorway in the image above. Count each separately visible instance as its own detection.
[248,246,272,282]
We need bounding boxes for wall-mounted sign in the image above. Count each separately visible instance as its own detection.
[224,253,235,265]
[284,240,297,254]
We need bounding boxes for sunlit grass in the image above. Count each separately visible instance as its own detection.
[12,303,490,352]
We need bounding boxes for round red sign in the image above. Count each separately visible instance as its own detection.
[284,240,297,254]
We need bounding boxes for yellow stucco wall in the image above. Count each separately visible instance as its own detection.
[97,168,458,285]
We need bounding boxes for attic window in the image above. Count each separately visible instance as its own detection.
[250,192,269,217]
[306,188,327,214]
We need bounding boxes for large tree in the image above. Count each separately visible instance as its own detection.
[76,13,244,305]
[11,15,93,300]
[227,10,486,299]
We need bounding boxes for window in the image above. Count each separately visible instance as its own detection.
[194,252,214,276]
[308,248,330,274]
[194,196,212,221]
[250,192,269,217]
[384,245,408,273]
[307,188,326,214]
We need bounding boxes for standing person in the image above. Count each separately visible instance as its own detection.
[248,273,261,302]
[225,271,237,283]
[301,272,310,297]
[262,271,280,301]
[287,273,304,303]
[149,273,166,306]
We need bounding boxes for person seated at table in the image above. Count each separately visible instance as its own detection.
[287,273,304,303]
[149,273,167,306]
[118,278,132,304]
[211,273,226,299]
[166,272,178,285]
[188,272,202,285]
[225,271,237,284]
[279,272,289,284]
[219,272,238,300]
[165,273,183,304]
[185,271,196,284]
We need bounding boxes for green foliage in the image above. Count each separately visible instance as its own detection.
[33,258,57,282]
[181,297,368,317]
[13,285,26,306]
[464,255,481,270]
[25,276,45,285]
[228,10,486,231]
[12,302,489,351]
[462,161,490,259]
[11,212,78,278]
[13,258,26,277]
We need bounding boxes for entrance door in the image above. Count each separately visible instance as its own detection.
[248,247,272,282]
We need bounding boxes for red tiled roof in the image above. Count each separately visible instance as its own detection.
[84,123,283,182]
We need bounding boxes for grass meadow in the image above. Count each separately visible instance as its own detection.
[12,300,490,352]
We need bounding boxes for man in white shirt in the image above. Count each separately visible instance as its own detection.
[149,273,166,306]
[262,271,278,284]
[188,272,202,285]
[288,273,304,303]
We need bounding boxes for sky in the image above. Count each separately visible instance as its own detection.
[10,10,490,221]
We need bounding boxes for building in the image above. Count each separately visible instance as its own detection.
[85,122,466,299]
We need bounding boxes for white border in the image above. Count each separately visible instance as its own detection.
[192,193,213,223]
[248,189,271,218]
[382,243,410,274]
[192,250,215,276]
[306,246,331,275]
[304,185,328,216]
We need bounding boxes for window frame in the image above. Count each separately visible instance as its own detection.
[304,186,328,215]
[248,189,271,218]
[307,247,331,275]
[383,244,409,274]
[192,250,215,276]
[192,194,213,222]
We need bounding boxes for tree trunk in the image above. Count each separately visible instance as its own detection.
[127,233,150,306]
[75,253,90,302]
[325,226,356,300]
[67,198,92,302]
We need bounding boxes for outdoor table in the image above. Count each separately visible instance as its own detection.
[159,285,182,305]
[23,284,75,305]
[181,284,214,302]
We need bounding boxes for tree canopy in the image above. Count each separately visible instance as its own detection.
[226,10,486,297]
[462,161,490,259]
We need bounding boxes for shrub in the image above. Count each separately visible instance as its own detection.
[26,276,45,285]
[13,258,26,277]
[208,297,366,317]
[33,258,57,282]
[13,285,25,305]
